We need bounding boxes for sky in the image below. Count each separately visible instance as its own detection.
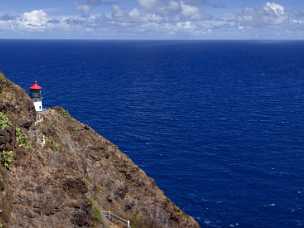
[0,0,303,39]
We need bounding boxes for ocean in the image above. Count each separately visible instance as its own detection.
[1,40,304,227]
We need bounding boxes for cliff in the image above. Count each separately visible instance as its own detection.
[0,74,199,228]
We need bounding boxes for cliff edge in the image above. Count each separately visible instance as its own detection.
[0,74,199,228]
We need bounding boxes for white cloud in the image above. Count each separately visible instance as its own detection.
[262,2,287,25]
[264,2,285,16]
[167,1,180,12]
[129,8,141,19]
[112,5,124,18]
[238,2,288,27]
[0,15,15,30]
[0,1,301,39]
[0,21,13,30]
[145,14,162,23]
[292,19,304,25]
[19,10,49,30]
[176,21,196,30]
[180,1,200,19]
[138,0,159,10]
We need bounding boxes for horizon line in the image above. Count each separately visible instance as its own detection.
[0,38,303,42]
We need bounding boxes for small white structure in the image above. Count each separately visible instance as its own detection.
[30,81,43,112]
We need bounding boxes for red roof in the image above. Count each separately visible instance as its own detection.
[30,82,42,90]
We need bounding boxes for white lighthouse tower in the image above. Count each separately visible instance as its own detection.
[30,81,43,112]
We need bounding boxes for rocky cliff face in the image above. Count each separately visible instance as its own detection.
[0,74,199,228]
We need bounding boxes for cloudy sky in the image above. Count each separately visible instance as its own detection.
[0,0,303,39]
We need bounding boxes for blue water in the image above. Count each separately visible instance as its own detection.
[1,40,304,227]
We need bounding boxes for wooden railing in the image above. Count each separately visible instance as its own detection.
[102,211,131,228]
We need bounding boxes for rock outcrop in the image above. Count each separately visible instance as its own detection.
[0,74,200,228]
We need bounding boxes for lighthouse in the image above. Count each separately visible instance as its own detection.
[30,81,43,112]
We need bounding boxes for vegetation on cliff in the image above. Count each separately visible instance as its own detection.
[0,73,199,228]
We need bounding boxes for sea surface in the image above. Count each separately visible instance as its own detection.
[0,40,304,228]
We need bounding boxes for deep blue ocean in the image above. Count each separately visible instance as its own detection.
[0,40,304,228]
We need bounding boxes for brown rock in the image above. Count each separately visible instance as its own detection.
[0,127,16,150]
[63,178,88,196]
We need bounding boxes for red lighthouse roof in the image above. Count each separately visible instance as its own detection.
[30,81,42,90]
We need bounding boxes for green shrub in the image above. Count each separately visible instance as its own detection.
[0,73,6,82]
[16,127,31,149]
[0,150,15,170]
[0,113,10,129]
[57,108,70,118]
[62,109,70,118]
[89,199,103,223]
